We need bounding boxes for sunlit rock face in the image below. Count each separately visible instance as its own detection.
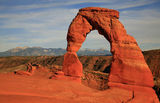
[62,52,83,77]
[62,7,159,102]
[65,7,153,86]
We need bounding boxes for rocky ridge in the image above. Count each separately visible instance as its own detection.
[0,47,111,56]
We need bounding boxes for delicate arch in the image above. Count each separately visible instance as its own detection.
[63,7,154,88]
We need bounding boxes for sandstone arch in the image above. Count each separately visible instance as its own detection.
[61,7,159,102]
[63,7,153,86]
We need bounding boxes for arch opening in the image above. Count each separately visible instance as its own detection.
[78,30,111,56]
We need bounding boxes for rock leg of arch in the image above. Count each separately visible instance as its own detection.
[61,7,159,102]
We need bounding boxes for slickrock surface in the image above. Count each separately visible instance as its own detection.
[61,7,159,102]
[0,69,158,103]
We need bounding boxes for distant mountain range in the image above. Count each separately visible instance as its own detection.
[0,47,111,56]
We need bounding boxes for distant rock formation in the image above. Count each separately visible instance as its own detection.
[143,49,160,78]
[60,7,159,102]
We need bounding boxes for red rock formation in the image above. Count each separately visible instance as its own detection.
[14,63,39,76]
[62,52,83,77]
[65,7,154,86]
[61,7,159,102]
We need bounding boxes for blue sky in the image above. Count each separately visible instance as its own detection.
[0,0,160,52]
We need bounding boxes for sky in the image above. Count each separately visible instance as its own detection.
[0,0,160,52]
